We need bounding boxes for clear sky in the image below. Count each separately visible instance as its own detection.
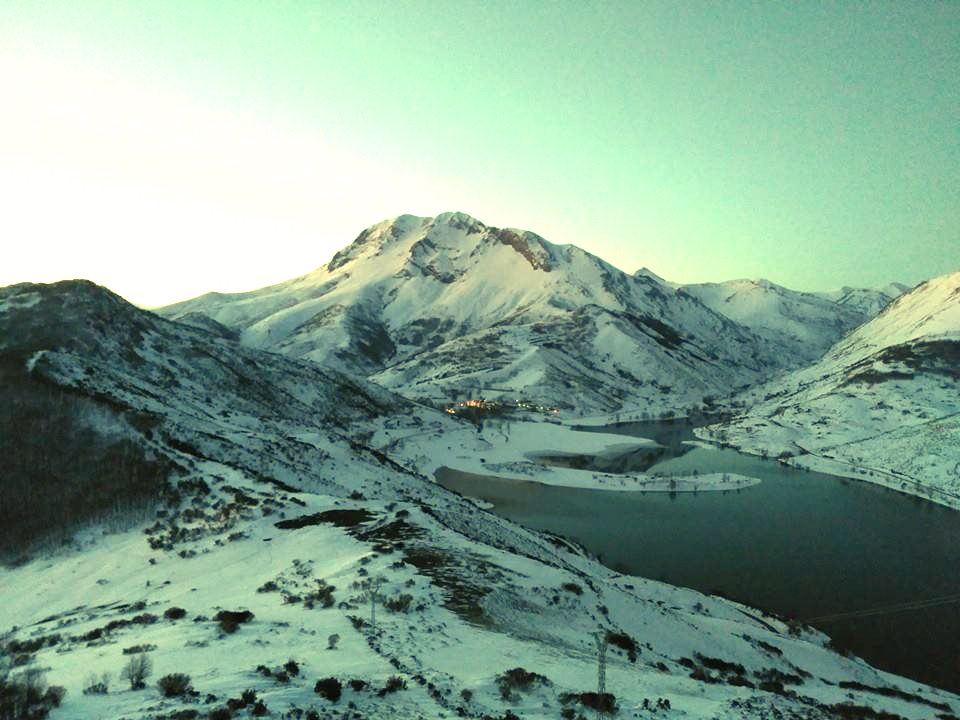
[2,1,958,306]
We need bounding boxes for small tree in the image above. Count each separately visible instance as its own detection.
[122,653,152,690]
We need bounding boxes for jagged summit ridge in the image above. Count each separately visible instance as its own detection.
[324,211,555,277]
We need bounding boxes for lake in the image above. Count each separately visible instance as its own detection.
[436,419,960,694]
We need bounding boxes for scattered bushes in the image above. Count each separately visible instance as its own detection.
[754,668,804,687]
[640,697,672,712]
[496,667,550,702]
[158,672,193,697]
[0,669,65,720]
[314,677,342,702]
[214,610,254,624]
[164,607,187,620]
[254,659,302,685]
[377,675,407,697]
[561,691,617,715]
[83,673,110,695]
[123,644,157,655]
[756,639,783,656]
[169,711,199,720]
[222,689,259,716]
[607,631,638,663]
[384,594,413,613]
[303,580,336,609]
[696,654,744,676]
[6,634,61,655]
[215,609,254,634]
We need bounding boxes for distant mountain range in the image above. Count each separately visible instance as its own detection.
[697,270,960,505]
[679,277,906,365]
[158,212,904,414]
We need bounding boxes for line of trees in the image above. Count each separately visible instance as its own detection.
[0,358,170,561]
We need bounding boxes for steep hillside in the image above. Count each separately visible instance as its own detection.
[160,212,783,414]
[697,271,960,507]
[680,278,903,366]
[3,280,958,719]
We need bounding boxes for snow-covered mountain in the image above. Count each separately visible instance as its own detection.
[698,271,960,507]
[160,212,786,414]
[817,283,910,318]
[4,279,959,719]
[679,278,904,366]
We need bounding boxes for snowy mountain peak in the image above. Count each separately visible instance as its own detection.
[679,276,876,365]
[816,282,907,318]
[633,266,674,287]
[322,211,556,280]
[158,212,784,412]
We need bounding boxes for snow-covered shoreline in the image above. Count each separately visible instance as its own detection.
[386,417,760,494]
[438,463,761,494]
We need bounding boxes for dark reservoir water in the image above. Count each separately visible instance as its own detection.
[436,420,960,694]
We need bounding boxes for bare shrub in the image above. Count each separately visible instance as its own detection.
[157,672,192,697]
[122,653,152,690]
[83,672,110,694]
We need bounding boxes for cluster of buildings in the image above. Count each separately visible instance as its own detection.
[443,398,560,417]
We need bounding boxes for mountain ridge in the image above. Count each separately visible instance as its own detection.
[162,211,892,414]
[698,269,960,507]
[679,277,905,365]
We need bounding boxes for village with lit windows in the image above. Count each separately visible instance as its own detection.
[443,398,561,419]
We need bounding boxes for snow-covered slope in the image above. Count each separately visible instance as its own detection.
[698,271,960,507]
[4,279,958,719]
[159,212,783,414]
[680,278,904,366]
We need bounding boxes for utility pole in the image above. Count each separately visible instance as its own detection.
[595,630,608,719]
[362,577,385,627]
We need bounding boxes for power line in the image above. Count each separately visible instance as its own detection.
[805,592,960,624]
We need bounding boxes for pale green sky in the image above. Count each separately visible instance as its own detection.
[2,1,958,305]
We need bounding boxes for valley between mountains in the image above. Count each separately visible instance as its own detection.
[2,212,958,720]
